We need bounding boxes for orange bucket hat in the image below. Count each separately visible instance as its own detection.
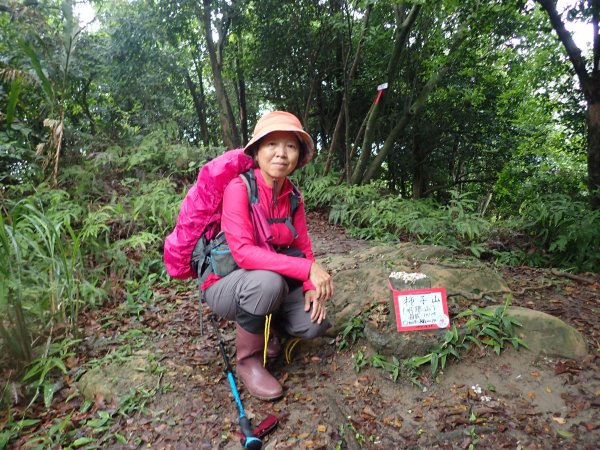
[243,111,315,168]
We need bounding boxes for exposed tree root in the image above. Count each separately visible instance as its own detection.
[550,269,597,285]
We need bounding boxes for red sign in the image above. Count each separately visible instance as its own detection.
[389,284,450,332]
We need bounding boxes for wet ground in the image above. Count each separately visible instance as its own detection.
[5,212,600,449]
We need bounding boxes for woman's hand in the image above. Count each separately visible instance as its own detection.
[304,290,327,324]
[308,261,334,302]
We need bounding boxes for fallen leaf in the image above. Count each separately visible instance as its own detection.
[552,417,566,425]
[317,424,327,432]
[383,416,403,428]
[555,429,573,439]
[422,396,436,407]
[66,356,79,368]
[362,406,376,418]
[582,422,597,431]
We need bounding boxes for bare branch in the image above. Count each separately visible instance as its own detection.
[422,177,497,198]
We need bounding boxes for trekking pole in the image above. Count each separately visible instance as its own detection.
[208,314,277,449]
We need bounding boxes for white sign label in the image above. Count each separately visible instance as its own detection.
[394,289,449,330]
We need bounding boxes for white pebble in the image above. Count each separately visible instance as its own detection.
[389,271,428,283]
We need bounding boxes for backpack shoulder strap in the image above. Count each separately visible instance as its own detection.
[239,169,259,204]
[288,181,301,218]
[283,182,301,239]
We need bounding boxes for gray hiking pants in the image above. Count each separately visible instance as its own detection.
[203,269,331,339]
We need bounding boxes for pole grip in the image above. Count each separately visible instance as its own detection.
[239,417,262,449]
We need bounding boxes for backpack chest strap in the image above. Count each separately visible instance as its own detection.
[268,217,298,238]
[240,169,300,239]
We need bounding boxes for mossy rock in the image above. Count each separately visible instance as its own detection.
[76,353,160,403]
[327,246,510,335]
[503,306,588,359]
[420,263,510,300]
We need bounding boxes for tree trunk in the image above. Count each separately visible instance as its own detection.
[411,132,425,199]
[302,43,323,127]
[185,71,207,146]
[192,57,211,148]
[340,101,372,183]
[200,0,241,149]
[588,101,600,208]
[350,2,421,185]
[80,77,96,135]
[536,0,600,208]
[234,33,248,146]
[360,25,468,184]
[323,4,372,177]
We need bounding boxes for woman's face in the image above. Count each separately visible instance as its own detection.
[255,131,301,185]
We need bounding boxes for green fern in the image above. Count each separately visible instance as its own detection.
[114,232,160,251]
[516,194,600,271]
[80,206,117,241]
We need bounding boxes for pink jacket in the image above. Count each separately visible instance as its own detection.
[201,168,316,292]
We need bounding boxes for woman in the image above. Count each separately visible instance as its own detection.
[202,111,334,401]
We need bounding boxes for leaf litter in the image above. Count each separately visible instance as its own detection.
[2,211,599,449]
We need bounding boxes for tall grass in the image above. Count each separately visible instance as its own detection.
[0,201,84,368]
[301,171,490,251]
[0,212,32,364]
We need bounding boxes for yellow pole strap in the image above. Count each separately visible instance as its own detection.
[263,314,272,367]
[284,337,301,364]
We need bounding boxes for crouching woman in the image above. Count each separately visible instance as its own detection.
[201,111,334,401]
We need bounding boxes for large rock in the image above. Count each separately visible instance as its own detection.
[364,323,449,359]
[361,306,588,361]
[365,306,587,359]
[503,306,588,359]
[328,266,391,335]
[419,263,510,300]
[324,243,585,360]
[326,243,510,335]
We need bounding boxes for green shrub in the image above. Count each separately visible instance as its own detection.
[301,172,489,254]
[513,194,600,271]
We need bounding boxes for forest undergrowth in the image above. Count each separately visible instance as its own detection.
[1,134,599,448]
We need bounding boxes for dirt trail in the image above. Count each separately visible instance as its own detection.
[7,212,600,449]
[127,212,599,449]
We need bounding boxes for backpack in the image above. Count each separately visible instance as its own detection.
[163,149,300,280]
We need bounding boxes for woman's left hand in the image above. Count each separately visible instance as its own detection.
[304,290,327,324]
